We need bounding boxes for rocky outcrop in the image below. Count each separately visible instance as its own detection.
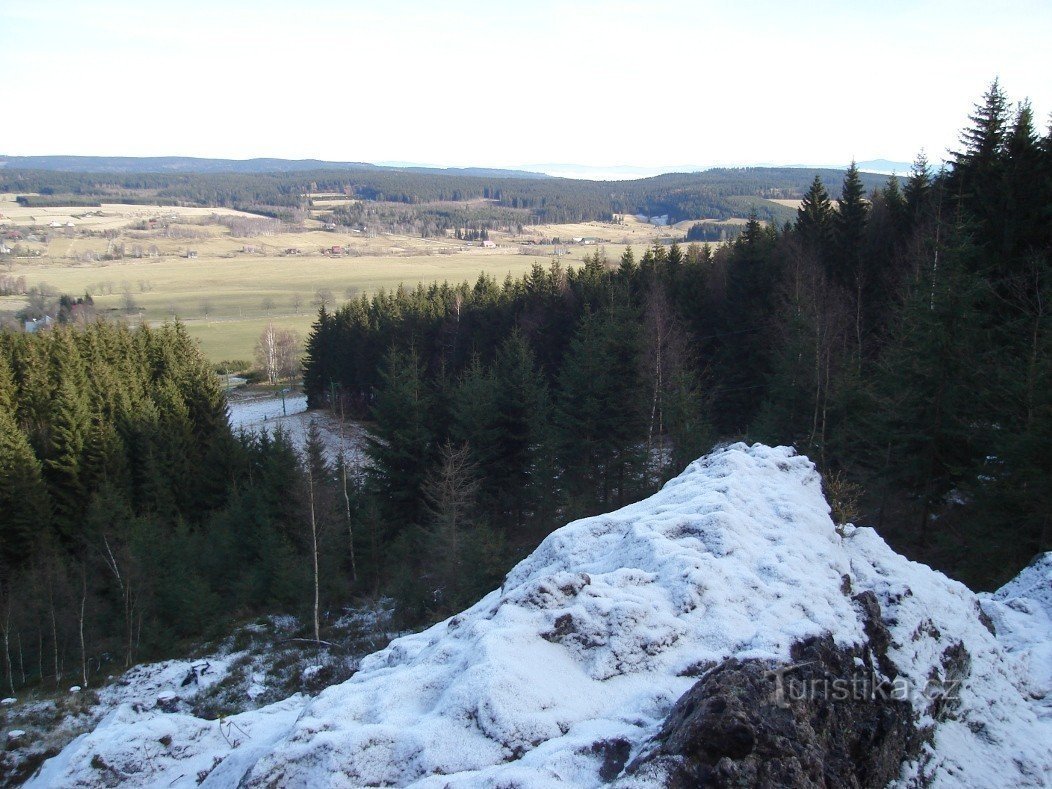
[27,445,1052,788]
[627,597,920,788]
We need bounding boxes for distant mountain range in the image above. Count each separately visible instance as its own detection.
[0,155,921,180]
[0,155,551,180]
[527,159,919,180]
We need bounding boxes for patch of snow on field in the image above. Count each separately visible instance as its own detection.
[227,391,308,429]
[226,390,366,459]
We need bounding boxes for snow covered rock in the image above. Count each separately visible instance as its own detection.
[28,444,1052,787]
[980,553,1052,718]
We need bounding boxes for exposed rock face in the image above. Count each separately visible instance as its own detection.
[628,599,920,788]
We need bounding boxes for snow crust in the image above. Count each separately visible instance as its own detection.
[29,444,1052,787]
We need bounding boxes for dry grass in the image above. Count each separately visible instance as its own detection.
[1,195,735,362]
[1,252,546,360]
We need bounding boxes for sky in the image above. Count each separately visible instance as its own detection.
[2,0,1050,174]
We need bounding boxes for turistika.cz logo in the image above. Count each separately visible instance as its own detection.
[765,662,962,708]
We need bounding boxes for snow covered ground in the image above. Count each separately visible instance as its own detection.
[226,389,366,461]
[980,554,1052,722]
[6,608,394,787]
[227,390,308,428]
[24,444,1052,787]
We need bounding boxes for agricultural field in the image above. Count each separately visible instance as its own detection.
[1,196,704,361]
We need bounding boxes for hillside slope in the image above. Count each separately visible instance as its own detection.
[27,444,1052,787]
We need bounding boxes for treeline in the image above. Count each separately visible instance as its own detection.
[0,166,882,226]
[14,195,102,208]
[305,82,1050,595]
[686,221,744,242]
[0,323,336,693]
[326,200,532,238]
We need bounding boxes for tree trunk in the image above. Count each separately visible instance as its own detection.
[1,604,13,696]
[339,401,357,583]
[49,584,61,690]
[17,630,25,687]
[79,569,88,688]
[307,465,321,645]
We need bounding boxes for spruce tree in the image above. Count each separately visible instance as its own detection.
[554,309,644,512]
[0,405,51,566]
[0,354,14,416]
[833,161,869,287]
[999,101,1045,263]
[796,175,834,254]
[904,151,932,225]
[487,330,551,530]
[865,231,990,547]
[44,331,91,536]
[948,80,1010,243]
[366,347,434,532]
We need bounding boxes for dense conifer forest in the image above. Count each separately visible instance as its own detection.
[0,165,882,226]
[304,81,1051,604]
[0,323,335,691]
[0,83,1048,697]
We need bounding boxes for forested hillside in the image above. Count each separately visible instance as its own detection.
[0,323,324,692]
[304,81,1051,597]
[0,165,880,225]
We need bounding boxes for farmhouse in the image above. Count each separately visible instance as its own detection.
[24,315,53,334]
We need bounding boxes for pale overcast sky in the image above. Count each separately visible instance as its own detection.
[1,0,1049,171]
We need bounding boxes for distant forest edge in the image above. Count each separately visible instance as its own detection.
[0,164,890,226]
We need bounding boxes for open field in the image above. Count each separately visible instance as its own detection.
[1,195,731,361]
[768,198,804,209]
[0,252,567,360]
